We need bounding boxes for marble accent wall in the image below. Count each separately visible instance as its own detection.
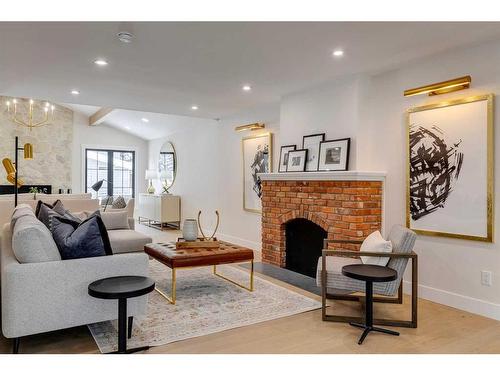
[0,96,73,191]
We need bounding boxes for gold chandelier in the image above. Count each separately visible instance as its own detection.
[5,98,55,131]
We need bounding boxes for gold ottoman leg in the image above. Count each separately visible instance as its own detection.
[155,268,176,304]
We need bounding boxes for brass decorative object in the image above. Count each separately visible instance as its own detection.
[234,123,265,132]
[5,98,55,131]
[404,75,471,97]
[23,143,33,159]
[197,210,220,241]
[2,158,15,175]
[2,137,34,206]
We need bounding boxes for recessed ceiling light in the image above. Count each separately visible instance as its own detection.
[242,85,252,92]
[125,126,131,130]
[117,31,134,44]
[191,105,198,110]
[332,49,344,57]
[94,59,108,66]
[141,118,149,123]
[71,90,80,95]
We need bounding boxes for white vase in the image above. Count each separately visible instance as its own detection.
[183,219,198,241]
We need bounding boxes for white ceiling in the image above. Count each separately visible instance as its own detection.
[2,22,500,120]
[63,102,215,140]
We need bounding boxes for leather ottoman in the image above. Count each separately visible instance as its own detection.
[144,241,254,304]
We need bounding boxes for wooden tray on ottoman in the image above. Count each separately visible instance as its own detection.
[176,237,220,249]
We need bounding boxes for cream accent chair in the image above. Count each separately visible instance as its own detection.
[104,198,135,229]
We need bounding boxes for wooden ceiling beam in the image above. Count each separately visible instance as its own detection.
[88,107,114,126]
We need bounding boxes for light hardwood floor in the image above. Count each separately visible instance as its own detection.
[2,223,500,354]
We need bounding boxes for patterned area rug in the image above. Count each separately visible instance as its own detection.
[88,259,321,353]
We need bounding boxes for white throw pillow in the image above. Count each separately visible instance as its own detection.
[360,230,392,266]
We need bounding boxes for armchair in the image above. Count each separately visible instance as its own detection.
[317,225,418,328]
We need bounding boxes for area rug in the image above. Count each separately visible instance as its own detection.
[88,259,321,353]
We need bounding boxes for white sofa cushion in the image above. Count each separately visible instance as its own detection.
[100,210,130,230]
[360,230,392,266]
[107,229,152,254]
[12,214,61,263]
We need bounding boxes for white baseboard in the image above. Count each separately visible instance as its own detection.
[201,229,261,253]
[403,281,500,321]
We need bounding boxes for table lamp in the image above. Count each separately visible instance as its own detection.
[145,169,157,194]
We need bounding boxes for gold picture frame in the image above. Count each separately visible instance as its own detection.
[242,132,273,213]
[406,94,494,242]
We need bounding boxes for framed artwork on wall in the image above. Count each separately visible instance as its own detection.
[279,145,296,172]
[302,133,325,171]
[318,138,350,171]
[286,149,308,172]
[242,133,273,213]
[406,94,494,242]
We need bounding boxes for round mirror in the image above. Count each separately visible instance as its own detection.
[158,141,177,193]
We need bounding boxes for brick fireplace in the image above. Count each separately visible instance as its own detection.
[260,172,385,268]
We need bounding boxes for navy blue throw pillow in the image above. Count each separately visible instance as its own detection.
[50,215,113,260]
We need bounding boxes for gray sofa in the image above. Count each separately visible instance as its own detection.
[0,204,153,353]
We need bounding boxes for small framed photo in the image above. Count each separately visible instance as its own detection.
[278,145,296,172]
[318,138,350,171]
[302,133,325,171]
[286,149,308,172]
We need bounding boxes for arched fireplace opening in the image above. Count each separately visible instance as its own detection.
[285,218,327,278]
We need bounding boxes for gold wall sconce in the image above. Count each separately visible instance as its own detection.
[234,123,265,132]
[404,75,471,97]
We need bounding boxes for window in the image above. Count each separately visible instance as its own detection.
[85,149,135,199]
[159,151,175,187]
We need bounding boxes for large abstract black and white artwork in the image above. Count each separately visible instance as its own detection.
[407,95,493,241]
[242,133,272,213]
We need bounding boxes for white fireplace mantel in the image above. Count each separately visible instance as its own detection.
[258,171,387,181]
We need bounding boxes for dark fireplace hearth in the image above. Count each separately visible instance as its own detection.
[285,218,327,278]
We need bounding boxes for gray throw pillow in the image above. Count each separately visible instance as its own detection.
[51,215,113,260]
[111,195,127,209]
[12,215,61,263]
[36,200,81,230]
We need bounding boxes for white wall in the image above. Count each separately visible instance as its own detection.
[71,111,149,195]
[148,119,220,230]
[280,76,364,169]
[356,39,500,318]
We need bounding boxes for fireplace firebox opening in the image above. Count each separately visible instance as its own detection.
[285,218,327,278]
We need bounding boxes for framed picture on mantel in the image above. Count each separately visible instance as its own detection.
[286,149,308,172]
[279,145,296,172]
[303,133,325,171]
[318,138,350,171]
[406,94,493,242]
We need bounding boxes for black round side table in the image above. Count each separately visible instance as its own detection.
[88,276,155,354]
[342,264,399,345]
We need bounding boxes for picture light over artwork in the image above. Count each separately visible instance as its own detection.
[234,123,265,132]
[404,75,471,97]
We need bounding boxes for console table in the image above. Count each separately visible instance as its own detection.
[137,193,181,229]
